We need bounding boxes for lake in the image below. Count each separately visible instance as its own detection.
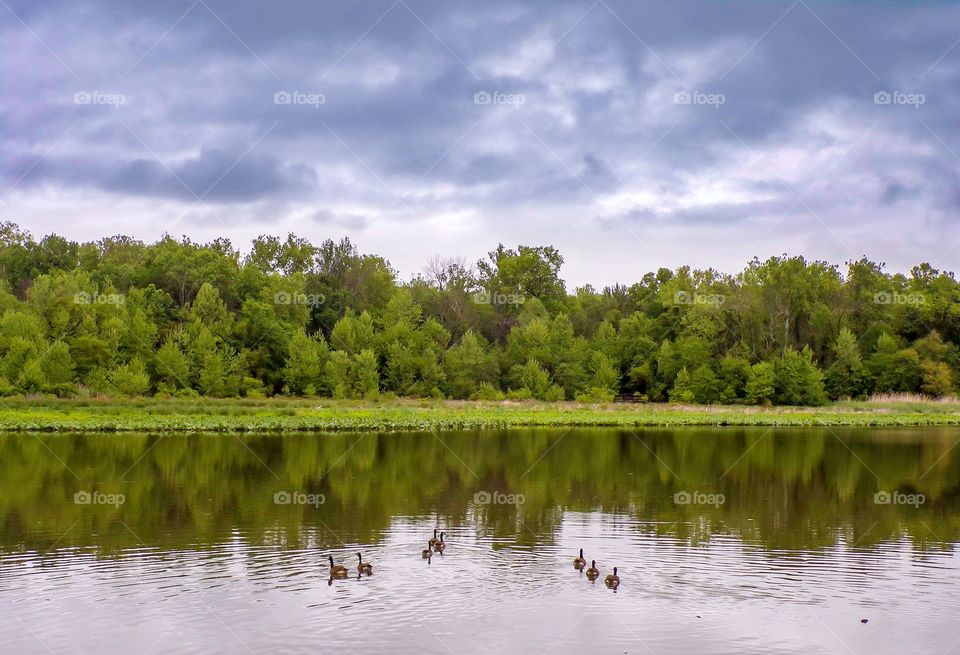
[1,427,959,654]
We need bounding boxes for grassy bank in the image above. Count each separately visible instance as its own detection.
[0,397,959,432]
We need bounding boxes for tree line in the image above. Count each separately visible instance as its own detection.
[0,221,956,403]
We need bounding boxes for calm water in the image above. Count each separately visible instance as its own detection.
[2,427,960,654]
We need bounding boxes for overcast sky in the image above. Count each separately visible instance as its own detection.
[3,0,960,287]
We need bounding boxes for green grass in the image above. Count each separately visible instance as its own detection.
[0,396,958,431]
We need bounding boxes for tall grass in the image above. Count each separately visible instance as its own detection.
[864,393,960,404]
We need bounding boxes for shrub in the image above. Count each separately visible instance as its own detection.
[575,387,615,403]
[471,382,504,401]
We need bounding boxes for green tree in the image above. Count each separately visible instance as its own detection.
[510,359,552,399]
[774,347,827,406]
[40,340,75,386]
[443,331,499,399]
[669,367,695,403]
[282,330,329,395]
[867,334,920,393]
[920,361,953,397]
[154,339,191,390]
[825,328,865,399]
[110,357,151,396]
[354,349,380,399]
[689,365,720,404]
[745,362,776,405]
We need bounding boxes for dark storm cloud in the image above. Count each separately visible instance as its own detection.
[5,144,316,202]
[3,0,960,278]
[105,147,317,201]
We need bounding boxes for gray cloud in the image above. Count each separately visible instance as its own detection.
[3,0,960,283]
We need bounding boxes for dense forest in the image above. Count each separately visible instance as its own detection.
[0,221,956,404]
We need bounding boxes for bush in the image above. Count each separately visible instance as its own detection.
[45,382,78,398]
[175,386,201,400]
[575,387,615,403]
[543,384,566,402]
[471,382,504,401]
[506,387,533,400]
[240,376,267,398]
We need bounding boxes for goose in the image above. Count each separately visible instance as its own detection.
[604,567,620,588]
[357,552,373,574]
[585,560,600,580]
[573,548,586,569]
[429,529,441,546]
[328,555,348,578]
[433,532,446,552]
[421,541,433,558]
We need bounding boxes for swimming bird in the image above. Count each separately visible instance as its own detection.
[433,532,446,552]
[573,548,586,569]
[357,552,373,574]
[422,541,433,558]
[604,567,620,588]
[429,529,440,546]
[328,555,348,578]
[585,560,599,580]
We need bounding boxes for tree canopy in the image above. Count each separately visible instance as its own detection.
[0,222,956,404]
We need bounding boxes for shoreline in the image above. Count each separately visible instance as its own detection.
[0,398,959,432]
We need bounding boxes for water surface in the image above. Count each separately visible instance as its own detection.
[2,427,959,654]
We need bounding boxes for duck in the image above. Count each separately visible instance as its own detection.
[604,567,620,588]
[573,548,586,569]
[356,552,373,574]
[585,560,600,580]
[429,529,441,546]
[433,532,446,552]
[421,541,433,558]
[328,555,348,578]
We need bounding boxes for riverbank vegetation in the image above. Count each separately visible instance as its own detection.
[0,223,958,405]
[0,397,959,431]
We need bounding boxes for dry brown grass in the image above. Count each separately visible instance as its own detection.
[865,393,960,404]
